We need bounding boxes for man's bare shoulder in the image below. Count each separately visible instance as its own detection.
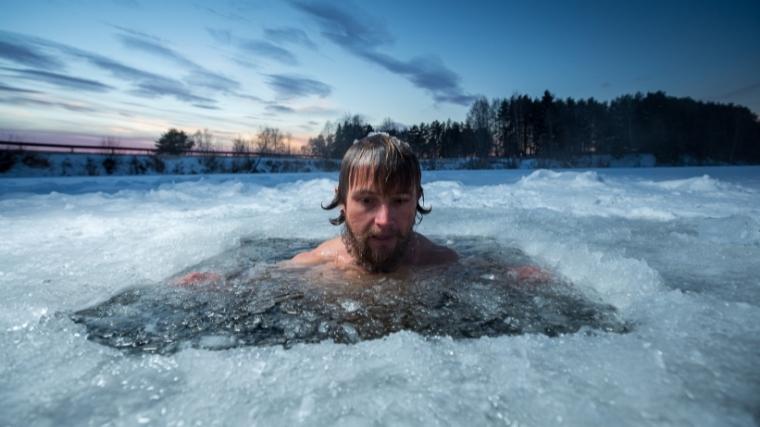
[288,237,348,266]
[413,233,459,265]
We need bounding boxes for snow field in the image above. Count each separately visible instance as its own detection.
[1,167,759,426]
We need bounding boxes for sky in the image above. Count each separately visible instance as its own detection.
[1,0,759,150]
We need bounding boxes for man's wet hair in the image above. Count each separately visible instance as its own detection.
[323,132,431,225]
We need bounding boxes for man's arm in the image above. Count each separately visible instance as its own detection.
[172,271,223,287]
[509,265,552,283]
[289,249,323,265]
[286,238,344,267]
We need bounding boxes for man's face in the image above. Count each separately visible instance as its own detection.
[342,180,418,273]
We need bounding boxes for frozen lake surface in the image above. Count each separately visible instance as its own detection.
[1,167,759,426]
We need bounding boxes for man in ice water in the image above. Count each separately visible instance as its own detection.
[290,132,457,273]
[177,133,544,284]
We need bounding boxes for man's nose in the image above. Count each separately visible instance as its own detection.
[374,203,394,226]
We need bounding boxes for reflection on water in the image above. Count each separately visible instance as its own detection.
[71,237,629,353]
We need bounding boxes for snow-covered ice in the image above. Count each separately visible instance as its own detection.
[1,166,759,426]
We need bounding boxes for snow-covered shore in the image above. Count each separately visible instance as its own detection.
[0,150,665,178]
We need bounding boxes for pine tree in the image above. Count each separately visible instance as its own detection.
[155,129,194,155]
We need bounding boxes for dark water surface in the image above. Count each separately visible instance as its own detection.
[71,237,629,353]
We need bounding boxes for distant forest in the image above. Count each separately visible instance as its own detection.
[306,91,760,164]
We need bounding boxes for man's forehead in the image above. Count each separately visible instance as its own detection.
[345,164,417,196]
[348,183,414,196]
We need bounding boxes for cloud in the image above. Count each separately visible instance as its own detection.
[206,28,303,69]
[125,76,215,104]
[118,33,197,68]
[292,1,475,106]
[0,83,41,94]
[193,4,252,24]
[264,27,317,49]
[228,55,258,70]
[264,102,338,116]
[110,25,162,43]
[116,30,264,102]
[0,32,65,70]
[68,49,216,103]
[0,30,217,106]
[0,95,96,112]
[206,28,232,45]
[186,70,241,93]
[266,74,331,99]
[266,104,295,113]
[292,1,392,49]
[193,103,221,110]
[1,66,114,92]
[240,40,299,66]
[295,104,339,115]
[235,93,267,103]
[116,30,241,93]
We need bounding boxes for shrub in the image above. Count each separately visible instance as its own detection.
[278,160,301,173]
[462,157,491,170]
[84,157,99,176]
[317,159,340,171]
[22,152,50,169]
[241,157,256,173]
[60,158,73,175]
[230,159,242,173]
[128,156,145,174]
[151,156,165,173]
[200,155,219,173]
[265,159,279,173]
[0,151,17,173]
[102,157,118,175]
[171,162,184,175]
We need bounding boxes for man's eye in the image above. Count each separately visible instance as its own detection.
[393,198,410,204]
[361,197,374,205]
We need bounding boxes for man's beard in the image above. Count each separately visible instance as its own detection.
[342,224,413,273]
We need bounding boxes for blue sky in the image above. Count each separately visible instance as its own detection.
[1,0,759,149]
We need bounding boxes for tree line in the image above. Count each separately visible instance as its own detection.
[154,127,295,156]
[306,91,760,164]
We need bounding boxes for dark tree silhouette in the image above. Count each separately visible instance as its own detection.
[307,90,759,165]
[155,129,194,155]
[330,115,373,158]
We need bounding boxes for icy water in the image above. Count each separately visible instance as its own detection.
[1,167,759,426]
[71,237,627,353]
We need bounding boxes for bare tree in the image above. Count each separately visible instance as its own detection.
[100,137,121,174]
[192,129,216,153]
[283,132,292,155]
[306,134,329,158]
[377,117,400,134]
[256,127,282,154]
[190,129,222,171]
[232,136,251,156]
[101,137,121,154]
[321,120,335,138]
